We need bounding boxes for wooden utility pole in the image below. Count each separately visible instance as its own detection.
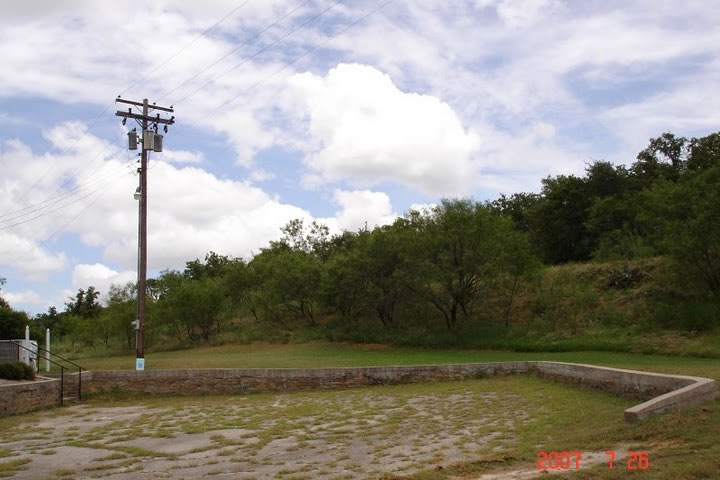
[115,97,174,370]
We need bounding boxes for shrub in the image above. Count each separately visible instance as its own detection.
[20,362,36,380]
[0,362,34,381]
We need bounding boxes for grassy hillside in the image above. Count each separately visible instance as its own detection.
[494,256,720,356]
[268,256,720,357]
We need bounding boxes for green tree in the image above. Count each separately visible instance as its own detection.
[643,166,720,298]
[183,251,232,280]
[222,259,250,310]
[152,270,187,342]
[155,273,228,343]
[62,286,103,347]
[248,246,323,326]
[0,276,8,310]
[489,192,541,233]
[361,226,408,326]
[321,231,369,320]
[274,218,330,256]
[405,199,527,330]
[33,306,67,339]
[630,132,687,187]
[585,160,628,198]
[530,175,592,263]
[64,287,102,318]
[97,283,137,349]
[496,228,543,327]
[322,226,408,326]
[687,132,720,172]
[0,304,29,339]
[585,191,655,260]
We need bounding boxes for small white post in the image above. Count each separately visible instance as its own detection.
[23,325,30,365]
[46,328,51,373]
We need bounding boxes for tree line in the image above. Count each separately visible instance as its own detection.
[2,130,719,349]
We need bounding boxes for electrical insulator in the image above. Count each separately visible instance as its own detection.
[128,131,138,150]
[153,134,163,152]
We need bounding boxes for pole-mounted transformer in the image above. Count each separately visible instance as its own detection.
[142,130,155,151]
[127,129,138,150]
[140,131,164,152]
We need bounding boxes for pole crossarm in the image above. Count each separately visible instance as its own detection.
[116,97,174,113]
[114,111,175,124]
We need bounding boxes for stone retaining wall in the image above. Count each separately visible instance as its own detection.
[528,362,718,421]
[0,376,60,416]
[82,362,528,396]
[80,362,719,422]
[531,361,690,396]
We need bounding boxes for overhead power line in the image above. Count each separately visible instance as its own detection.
[0,149,135,223]
[4,0,328,220]
[172,0,342,106]
[1,0,392,236]
[2,1,253,219]
[176,0,394,135]
[0,167,133,232]
[1,105,118,216]
[7,168,136,269]
[118,0,254,97]
[157,0,318,103]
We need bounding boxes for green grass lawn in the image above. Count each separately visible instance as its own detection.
[68,341,720,381]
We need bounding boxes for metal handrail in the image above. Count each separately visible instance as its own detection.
[8,341,67,406]
[34,345,84,371]
[10,340,83,405]
[33,344,84,400]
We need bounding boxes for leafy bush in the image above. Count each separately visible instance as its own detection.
[0,362,35,381]
[20,362,36,380]
[0,362,23,380]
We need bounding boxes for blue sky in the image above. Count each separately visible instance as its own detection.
[1,0,719,314]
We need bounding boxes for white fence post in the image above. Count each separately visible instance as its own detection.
[23,325,30,366]
[46,328,51,373]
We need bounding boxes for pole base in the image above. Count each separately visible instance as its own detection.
[135,357,145,371]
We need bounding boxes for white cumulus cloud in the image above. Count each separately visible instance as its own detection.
[331,190,397,232]
[162,149,204,164]
[0,123,316,278]
[70,263,137,304]
[0,233,67,280]
[2,290,43,307]
[289,63,481,196]
[494,0,560,28]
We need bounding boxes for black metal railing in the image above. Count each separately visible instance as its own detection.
[9,340,85,403]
